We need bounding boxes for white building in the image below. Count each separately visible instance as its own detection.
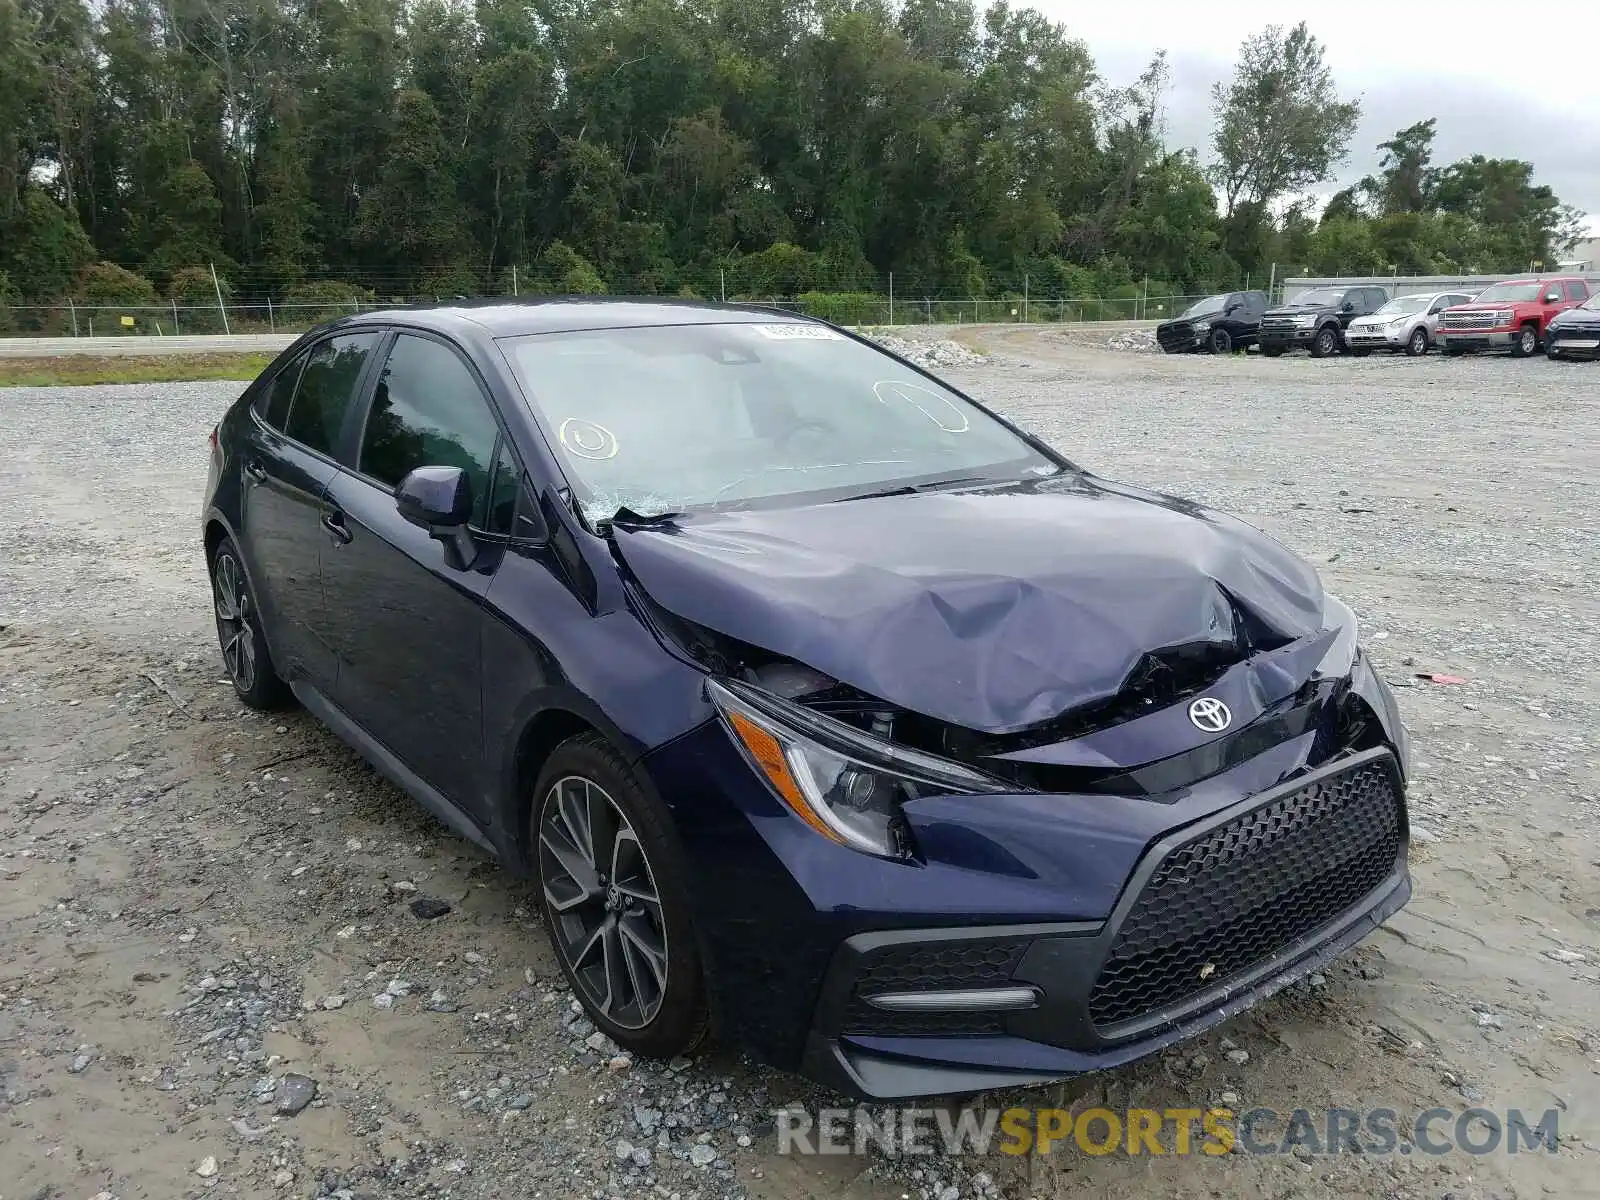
[1558,234,1600,274]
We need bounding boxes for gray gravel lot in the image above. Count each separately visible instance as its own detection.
[1,334,1596,1200]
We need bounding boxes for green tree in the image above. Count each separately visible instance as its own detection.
[353,88,472,292]
[1209,23,1360,217]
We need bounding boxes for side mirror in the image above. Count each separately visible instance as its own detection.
[396,465,477,569]
[1341,300,1355,313]
[1545,291,1562,304]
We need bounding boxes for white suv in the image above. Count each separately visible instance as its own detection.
[1345,291,1478,356]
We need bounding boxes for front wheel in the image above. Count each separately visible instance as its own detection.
[534,734,708,1059]
[1309,327,1340,358]
[1207,328,1233,355]
[1510,324,1539,358]
[1406,327,1429,356]
[210,537,292,710]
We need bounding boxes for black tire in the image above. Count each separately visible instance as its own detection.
[1207,327,1233,355]
[1406,327,1429,356]
[1309,326,1340,358]
[209,536,292,710]
[1510,323,1539,358]
[1546,344,1562,361]
[1260,344,1285,358]
[532,733,708,1059]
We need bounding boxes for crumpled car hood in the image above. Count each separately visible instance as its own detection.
[612,473,1326,734]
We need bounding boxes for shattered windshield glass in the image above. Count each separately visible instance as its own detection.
[498,322,1057,521]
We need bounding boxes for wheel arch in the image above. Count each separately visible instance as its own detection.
[496,692,651,874]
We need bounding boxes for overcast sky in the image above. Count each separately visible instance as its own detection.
[1032,3,1600,234]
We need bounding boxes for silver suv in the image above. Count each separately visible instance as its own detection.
[1345,290,1478,356]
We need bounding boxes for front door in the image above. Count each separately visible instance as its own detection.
[321,330,515,818]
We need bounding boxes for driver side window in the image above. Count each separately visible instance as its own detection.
[357,333,503,528]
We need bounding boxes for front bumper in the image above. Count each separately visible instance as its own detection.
[1346,326,1406,349]
[800,747,1410,1098]
[1438,329,1516,351]
[1547,328,1600,358]
[1258,325,1320,347]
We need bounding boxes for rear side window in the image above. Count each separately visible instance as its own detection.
[1366,288,1388,310]
[358,333,502,526]
[1564,280,1589,301]
[258,353,307,430]
[284,333,380,455]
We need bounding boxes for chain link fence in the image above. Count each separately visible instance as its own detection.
[0,271,1249,338]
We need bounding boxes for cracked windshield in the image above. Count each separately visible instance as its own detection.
[499,322,1056,521]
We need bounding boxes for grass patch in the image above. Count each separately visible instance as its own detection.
[0,352,275,387]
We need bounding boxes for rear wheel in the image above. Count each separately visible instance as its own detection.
[1207,328,1233,355]
[210,537,291,710]
[534,734,708,1059]
[1309,326,1340,358]
[1510,323,1539,358]
[1406,327,1429,356]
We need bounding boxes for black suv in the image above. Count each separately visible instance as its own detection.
[1155,290,1267,354]
[1259,286,1389,358]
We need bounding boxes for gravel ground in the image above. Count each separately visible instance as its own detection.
[1,333,1597,1200]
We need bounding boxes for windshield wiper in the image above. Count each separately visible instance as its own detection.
[833,475,991,503]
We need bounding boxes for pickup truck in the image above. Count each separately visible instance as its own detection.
[1258,285,1389,357]
[1436,276,1592,357]
[1155,290,1268,354]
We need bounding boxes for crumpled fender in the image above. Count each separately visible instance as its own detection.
[612,473,1326,734]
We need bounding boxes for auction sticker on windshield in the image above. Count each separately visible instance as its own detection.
[751,324,844,340]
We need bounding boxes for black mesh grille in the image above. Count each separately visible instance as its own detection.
[842,938,1031,1036]
[1087,758,1402,1031]
[1156,323,1194,350]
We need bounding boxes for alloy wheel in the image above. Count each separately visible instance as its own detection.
[212,551,257,693]
[1408,328,1428,356]
[1520,328,1537,355]
[539,775,669,1029]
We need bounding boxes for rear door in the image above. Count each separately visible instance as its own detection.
[320,329,516,817]
[237,332,381,688]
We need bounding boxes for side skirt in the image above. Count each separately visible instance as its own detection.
[292,681,499,858]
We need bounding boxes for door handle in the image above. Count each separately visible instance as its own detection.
[244,460,268,483]
[321,513,353,546]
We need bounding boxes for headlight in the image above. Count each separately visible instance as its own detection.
[1314,593,1360,679]
[1293,314,1317,326]
[708,678,1011,858]
[1387,317,1409,327]
[1191,321,1211,336]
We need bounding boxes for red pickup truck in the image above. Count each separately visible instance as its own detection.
[1436,276,1592,357]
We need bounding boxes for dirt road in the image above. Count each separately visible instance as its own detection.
[2,332,1596,1200]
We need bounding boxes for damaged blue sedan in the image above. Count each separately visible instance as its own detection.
[201,299,1412,1099]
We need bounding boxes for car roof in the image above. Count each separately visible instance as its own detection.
[335,297,814,337]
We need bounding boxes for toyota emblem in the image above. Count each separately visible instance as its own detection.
[1188,697,1232,733]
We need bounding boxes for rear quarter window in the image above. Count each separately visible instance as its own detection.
[257,352,306,431]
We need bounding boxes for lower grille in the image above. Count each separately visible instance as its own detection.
[842,937,1032,1036]
[1087,757,1402,1031]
